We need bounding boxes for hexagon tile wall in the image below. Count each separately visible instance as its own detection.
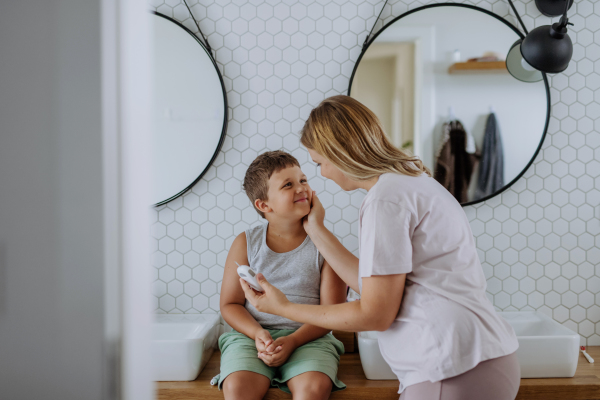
[149,0,600,345]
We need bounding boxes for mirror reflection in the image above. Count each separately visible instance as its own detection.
[150,12,227,206]
[350,5,549,204]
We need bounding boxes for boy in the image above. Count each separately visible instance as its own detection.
[218,150,347,400]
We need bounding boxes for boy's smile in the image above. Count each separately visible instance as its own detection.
[256,165,312,219]
[294,195,308,203]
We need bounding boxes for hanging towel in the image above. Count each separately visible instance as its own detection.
[473,113,504,200]
[434,120,480,203]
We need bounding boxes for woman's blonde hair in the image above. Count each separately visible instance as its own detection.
[300,95,431,180]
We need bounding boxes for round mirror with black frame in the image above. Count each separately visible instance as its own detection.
[150,11,228,207]
[349,3,550,206]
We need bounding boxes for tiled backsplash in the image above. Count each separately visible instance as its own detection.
[149,0,600,345]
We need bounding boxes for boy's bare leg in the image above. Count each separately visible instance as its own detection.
[287,371,333,400]
[222,371,271,400]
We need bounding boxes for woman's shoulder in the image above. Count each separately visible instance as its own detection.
[363,173,459,221]
[371,173,453,202]
[366,173,427,202]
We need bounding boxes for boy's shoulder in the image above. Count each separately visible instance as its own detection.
[232,223,267,253]
[243,223,267,240]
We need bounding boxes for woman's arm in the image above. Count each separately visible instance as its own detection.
[304,192,360,292]
[283,260,347,348]
[219,233,264,339]
[242,273,406,332]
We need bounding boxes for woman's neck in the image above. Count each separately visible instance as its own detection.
[357,175,380,192]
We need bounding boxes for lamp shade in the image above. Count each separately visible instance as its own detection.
[506,39,543,83]
[521,24,573,73]
[535,0,574,17]
[506,21,573,82]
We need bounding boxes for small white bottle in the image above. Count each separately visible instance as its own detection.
[452,49,461,62]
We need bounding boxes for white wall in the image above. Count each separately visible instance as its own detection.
[0,1,153,399]
[0,1,105,398]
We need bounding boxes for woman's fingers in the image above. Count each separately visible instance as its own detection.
[242,273,289,314]
[239,278,261,306]
[311,190,322,208]
[255,273,273,291]
[303,190,326,235]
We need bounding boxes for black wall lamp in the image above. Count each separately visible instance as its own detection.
[506,0,574,82]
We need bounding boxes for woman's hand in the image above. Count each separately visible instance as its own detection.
[258,335,298,367]
[240,274,290,316]
[303,190,326,235]
[254,329,277,354]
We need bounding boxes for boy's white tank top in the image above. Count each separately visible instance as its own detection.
[244,223,324,330]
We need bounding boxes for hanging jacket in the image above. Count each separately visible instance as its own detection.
[473,113,504,201]
[434,120,480,203]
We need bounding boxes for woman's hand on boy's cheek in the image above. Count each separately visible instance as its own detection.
[302,190,325,235]
[258,336,297,367]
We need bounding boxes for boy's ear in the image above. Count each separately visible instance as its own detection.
[254,198,272,214]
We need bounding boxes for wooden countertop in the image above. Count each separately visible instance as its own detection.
[517,346,600,400]
[156,346,600,400]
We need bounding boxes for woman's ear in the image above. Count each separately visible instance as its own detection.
[255,198,272,215]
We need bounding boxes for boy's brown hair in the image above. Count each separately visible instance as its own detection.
[243,150,300,218]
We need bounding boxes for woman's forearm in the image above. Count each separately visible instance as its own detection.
[308,224,360,292]
[221,303,264,339]
[288,324,331,347]
[280,300,383,332]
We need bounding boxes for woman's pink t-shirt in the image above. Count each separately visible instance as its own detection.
[358,173,518,393]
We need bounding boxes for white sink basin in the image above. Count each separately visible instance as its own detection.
[498,311,580,378]
[151,314,220,381]
[357,331,397,380]
[358,311,580,380]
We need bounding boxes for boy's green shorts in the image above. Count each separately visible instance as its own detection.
[217,329,346,394]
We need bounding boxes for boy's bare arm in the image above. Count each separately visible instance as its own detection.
[220,232,264,339]
[306,224,360,292]
[282,260,347,348]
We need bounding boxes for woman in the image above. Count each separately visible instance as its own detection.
[241,95,520,400]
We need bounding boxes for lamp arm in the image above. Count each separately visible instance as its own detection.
[506,0,529,35]
[557,0,574,29]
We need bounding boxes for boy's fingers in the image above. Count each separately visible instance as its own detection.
[259,337,272,347]
[265,337,282,352]
[267,338,284,353]
[258,352,274,364]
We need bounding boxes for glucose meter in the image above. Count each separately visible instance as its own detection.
[236,262,264,292]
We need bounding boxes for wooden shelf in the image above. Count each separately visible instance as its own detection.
[448,61,508,74]
[157,347,600,400]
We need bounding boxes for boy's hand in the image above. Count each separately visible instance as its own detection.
[258,336,297,367]
[254,329,275,353]
[303,190,325,235]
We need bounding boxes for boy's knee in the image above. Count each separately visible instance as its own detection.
[223,373,269,400]
[291,373,332,399]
